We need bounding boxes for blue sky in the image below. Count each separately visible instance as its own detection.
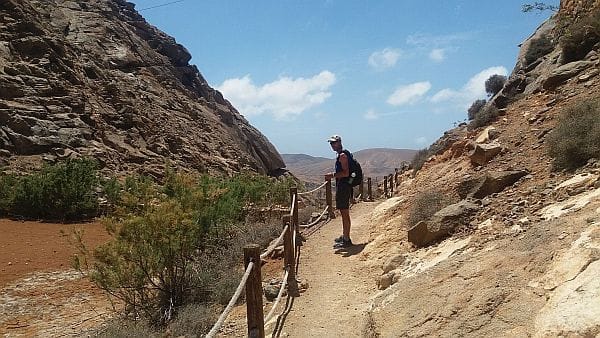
[129,0,557,158]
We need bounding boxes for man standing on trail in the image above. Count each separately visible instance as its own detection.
[325,134,353,248]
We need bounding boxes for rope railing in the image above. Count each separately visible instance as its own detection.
[264,268,290,323]
[299,205,329,228]
[292,221,297,250]
[297,181,327,196]
[288,193,296,218]
[206,261,255,338]
[260,224,289,259]
[206,175,364,337]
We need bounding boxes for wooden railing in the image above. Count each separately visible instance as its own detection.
[206,171,392,337]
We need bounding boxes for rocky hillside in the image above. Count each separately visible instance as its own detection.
[0,0,284,177]
[283,148,416,184]
[360,2,600,336]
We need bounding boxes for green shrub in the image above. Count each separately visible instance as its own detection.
[547,97,600,170]
[560,8,600,62]
[469,106,499,130]
[101,177,122,206]
[406,190,453,227]
[91,201,201,325]
[468,99,487,120]
[77,170,291,328]
[9,158,99,221]
[485,74,507,97]
[0,174,17,214]
[525,34,555,65]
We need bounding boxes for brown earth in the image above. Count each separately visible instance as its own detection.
[0,219,109,287]
[0,219,114,337]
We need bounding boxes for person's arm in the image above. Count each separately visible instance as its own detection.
[338,153,350,178]
[325,153,349,179]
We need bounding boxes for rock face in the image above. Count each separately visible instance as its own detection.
[407,199,480,247]
[0,0,285,176]
[457,170,529,199]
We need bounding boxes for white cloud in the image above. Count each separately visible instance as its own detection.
[430,66,508,108]
[429,48,446,62]
[364,109,378,120]
[387,81,432,106]
[216,71,336,120]
[368,48,401,71]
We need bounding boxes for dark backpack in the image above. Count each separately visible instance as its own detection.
[342,150,363,187]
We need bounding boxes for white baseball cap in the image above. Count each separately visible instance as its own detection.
[327,134,342,143]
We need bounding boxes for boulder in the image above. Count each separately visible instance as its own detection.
[382,254,406,274]
[457,170,529,199]
[542,61,595,90]
[408,200,480,247]
[263,283,280,302]
[377,272,394,290]
[475,126,499,144]
[468,142,503,166]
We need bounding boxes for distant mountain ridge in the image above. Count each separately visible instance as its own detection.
[282,148,417,184]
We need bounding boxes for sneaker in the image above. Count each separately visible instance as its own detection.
[334,235,344,243]
[333,238,353,248]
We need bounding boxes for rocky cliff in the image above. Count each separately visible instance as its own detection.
[361,1,600,336]
[0,0,285,177]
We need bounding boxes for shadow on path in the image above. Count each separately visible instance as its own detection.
[271,294,296,338]
[334,243,366,257]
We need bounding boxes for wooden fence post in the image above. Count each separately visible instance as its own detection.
[389,174,394,195]
[359,178,364,201]
[325,176,335,219]
[383,176,388,198]
[244,244,264,338]
[367,177,372,201]
[282,215,295,282]
[395,168,400,187]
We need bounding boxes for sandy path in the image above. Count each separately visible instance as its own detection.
[272,202,378,337]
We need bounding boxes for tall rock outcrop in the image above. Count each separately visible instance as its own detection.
[0,0,285,176]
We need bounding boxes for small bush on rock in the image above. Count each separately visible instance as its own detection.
[547,97,600,170]
[468,99,487,120]
[525,34,554,65]
[560,8,600,63]
[485,74,507,97]
[469,106,499,130]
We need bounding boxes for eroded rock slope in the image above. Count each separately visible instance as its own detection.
[360,1,600,336]
[0,0,284,176]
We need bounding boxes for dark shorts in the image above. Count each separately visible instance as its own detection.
[336,183,352,210]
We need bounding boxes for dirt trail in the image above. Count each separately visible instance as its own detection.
[271,202,378,337]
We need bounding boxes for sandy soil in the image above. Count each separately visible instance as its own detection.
[0,219,113,337]
[270,202,379,337]
[0,219,110,287]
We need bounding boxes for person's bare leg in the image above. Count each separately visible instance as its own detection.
[340,209,351,240]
